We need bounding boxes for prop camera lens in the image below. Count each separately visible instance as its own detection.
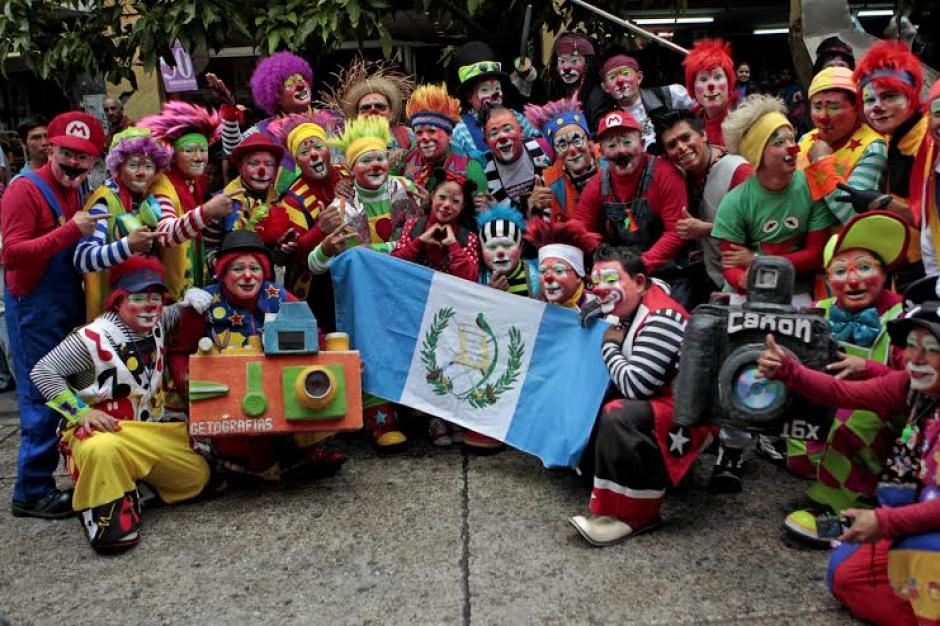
[733,366,786,411]
[294,365,338,409]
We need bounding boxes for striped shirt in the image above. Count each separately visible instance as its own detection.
[602,308,686,400]
[823,139,888,223]
[152,187,209,247]
[73,181,132,272]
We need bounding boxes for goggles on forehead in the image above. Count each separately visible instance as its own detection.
[458,61,502,84]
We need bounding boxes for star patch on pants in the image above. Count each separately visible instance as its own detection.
[667,426,691,457]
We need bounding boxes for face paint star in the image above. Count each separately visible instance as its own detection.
[265,284,281,299]
[228,311,245,327]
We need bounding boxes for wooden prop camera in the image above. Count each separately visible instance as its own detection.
[188,302,363,437]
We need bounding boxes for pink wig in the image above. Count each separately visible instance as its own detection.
[523,95,589,143]
[683,39,736,97]
[105,136,172,177]
[268,110,342,144]
[855,40,923,113]
[138,101,221,145]
[250,52,314,116]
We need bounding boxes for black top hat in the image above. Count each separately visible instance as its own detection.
[218,230,273,264]
[888,300,940,347]
[453,41,509,94]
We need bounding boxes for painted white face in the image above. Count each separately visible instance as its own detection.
[906,330,940,391]
[862,83,911,135]
[557,53,586,85]
[481,235,521,273]
[589,267,624,314]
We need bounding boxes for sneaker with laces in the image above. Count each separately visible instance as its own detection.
[755,434,787,466]
[784,506,836,548]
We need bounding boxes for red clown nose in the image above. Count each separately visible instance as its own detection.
[786,144,800,156]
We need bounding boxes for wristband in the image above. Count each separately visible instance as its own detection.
[47,389,91,425]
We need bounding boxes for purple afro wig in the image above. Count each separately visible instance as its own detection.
[250,52,314,116]
[105,136,172,177]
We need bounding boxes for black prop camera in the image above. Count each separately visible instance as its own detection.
[673,256,838,441]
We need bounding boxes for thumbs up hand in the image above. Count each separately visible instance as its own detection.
[756,333,786,379]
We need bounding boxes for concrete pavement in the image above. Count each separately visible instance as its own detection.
[0,392,858,625]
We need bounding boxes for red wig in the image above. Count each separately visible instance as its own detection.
[103,256,168,312]
[523,217,603,256]
[214,251,273,282]
[683,39,736,97]
[854,40,923,113]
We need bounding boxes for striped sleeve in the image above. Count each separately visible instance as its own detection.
[220,117,242,157]
[602,309,687,400]
[824,139,887,222]
[73,202,131,272]
[30,331,95,401]
[155,195,207,247]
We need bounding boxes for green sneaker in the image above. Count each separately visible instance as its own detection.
[783,509,832,548]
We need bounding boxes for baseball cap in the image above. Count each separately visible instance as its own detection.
[47,111,105,156]
[596,111,641,138]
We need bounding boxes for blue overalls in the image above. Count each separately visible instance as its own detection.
[6,172,84,502]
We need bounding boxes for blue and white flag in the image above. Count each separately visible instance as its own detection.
[331,248,610,467]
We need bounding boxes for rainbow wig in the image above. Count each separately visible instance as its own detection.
[405,83,461,133]
[329,114,392,166]
[138,101,221,146]
[523,95,589,144]
[854,40,923,113]
[682,39,736,97]
[105,131,172,177]
[250,52,314,116]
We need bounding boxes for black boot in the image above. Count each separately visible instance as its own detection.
[708,444,744,493]
[79,490,142,553]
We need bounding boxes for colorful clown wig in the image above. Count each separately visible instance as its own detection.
[405,83,461,134]
[682,38,736,98]
[477,202,527,243]
[523,95,590,145]
[138,101,221,151]
[524,217,603,276]
[721,94,790,167]
[250,51,314,116]
[318,57,414,123]
[854,40,923,114]
[105,127,172,177]
[329,114,392,166]
[268,110,341,157]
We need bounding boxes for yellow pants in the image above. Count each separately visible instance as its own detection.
[62,421,210,511]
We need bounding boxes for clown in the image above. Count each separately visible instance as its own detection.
[798,67,889,226]
[524,218,601,309]
[477,204,539,297]
[394,83,487,199]
[784,212,910,545]
[215,52,314,172]
[203,134,291,266]
[597,49,694,150]
[319,58,415,155]
[524,96,597,223]
[758,305,940,625]
[482,106,551,215]
[569,245,712,546]
[139,101,237,297]
[921,79,940,277]
[392,170,480,282]
[75,127,172,321]
[30,256,212,552]
[548,33,608,131]
[450,41,540,161]
[712,95,839,302]
[682,39,736,148]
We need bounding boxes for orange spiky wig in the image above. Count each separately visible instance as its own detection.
[854,40,923,113]
[683,39,735,97]
[405,83,461,134]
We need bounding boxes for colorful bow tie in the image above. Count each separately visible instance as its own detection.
[828,306,881,348]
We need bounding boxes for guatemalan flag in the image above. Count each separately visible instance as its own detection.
[331,247,610,468]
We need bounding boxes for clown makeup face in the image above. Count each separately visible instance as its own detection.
[760,126,798,175]
[557,53,586,85]
[280,73,311,114]
[481,235,521,274]
[357,93,394,121]
[485,110,523,164]
[600,128,643,177]
[50,145,94,189]
[223,254,264,301]
[174,143,208,179]
[929,98,940,143]
[552,124,594,176]
[352,150,389,190]
[827,249,885,312]
[589,261,645,318]
[118,154,158,196]
[239,151,277,193]
[430,181,464,224]
[118,290,164,334]
[905,329,940,394]
[602,65,642,105]
[296,137,331,181]
[415,125,449,162]
[862,83,912,135]
[693,67,730,118]
[810,90,859,145]
[469,79,503,112]
[661,121,708,173]
[539,258,581,303]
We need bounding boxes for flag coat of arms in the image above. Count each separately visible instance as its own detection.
[331,248,610,467]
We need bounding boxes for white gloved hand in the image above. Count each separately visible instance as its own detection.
[180,287,213,313]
